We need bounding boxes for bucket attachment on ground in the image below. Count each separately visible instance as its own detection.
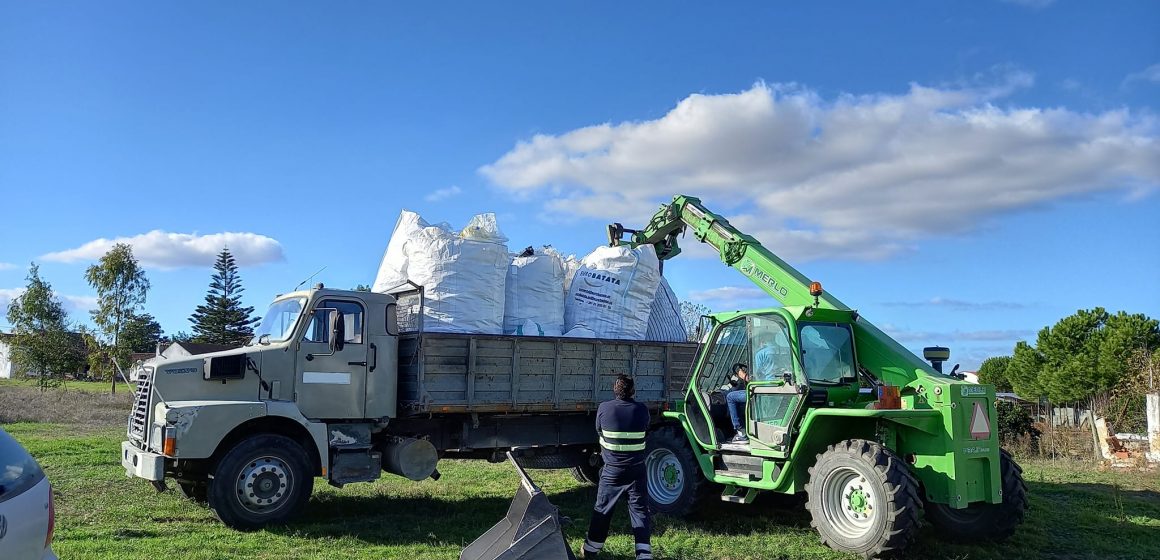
[460,452,577,560]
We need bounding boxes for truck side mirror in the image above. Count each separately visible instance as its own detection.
[329,310,346,352]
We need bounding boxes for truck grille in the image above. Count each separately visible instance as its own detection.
[128,366,154,440]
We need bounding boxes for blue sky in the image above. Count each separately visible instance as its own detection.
[1,1,1157,370]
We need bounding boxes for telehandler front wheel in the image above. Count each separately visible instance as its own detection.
[924,449,1028,541]
[207,434,314,530]
[806,439,922,558]
[644,425,711,517]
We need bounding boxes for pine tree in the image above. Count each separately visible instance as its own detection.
[189,248,259,346]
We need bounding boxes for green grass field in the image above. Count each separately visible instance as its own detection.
[0,378,124,393]
[4,420,1159,560]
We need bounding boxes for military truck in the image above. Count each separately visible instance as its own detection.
[121,287,697,529]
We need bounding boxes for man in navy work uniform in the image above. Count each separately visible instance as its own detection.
[582,374,652,560]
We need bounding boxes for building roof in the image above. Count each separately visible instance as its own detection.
[162,341,240,356]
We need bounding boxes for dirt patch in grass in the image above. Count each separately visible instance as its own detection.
[0,384,132,428]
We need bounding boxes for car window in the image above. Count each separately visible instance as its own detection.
[0,429,45,503]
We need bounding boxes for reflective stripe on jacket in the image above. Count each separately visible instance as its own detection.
[596,397,650,467]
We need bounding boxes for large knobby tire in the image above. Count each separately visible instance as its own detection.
[806,439,922,558]
[924,449,1028,541]
[207,434,315,530]
[644,425,710,517]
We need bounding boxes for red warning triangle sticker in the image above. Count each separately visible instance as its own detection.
[969,402,991,440]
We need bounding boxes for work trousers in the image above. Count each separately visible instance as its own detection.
[583,463,652,559]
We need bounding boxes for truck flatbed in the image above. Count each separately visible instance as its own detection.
[398,332,698,415]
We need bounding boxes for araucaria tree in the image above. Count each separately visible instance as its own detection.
[85,243,150,373]
[5,264,87,389]
[189,248,258,346]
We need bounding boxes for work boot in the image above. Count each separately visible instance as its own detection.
[726,431,749,444]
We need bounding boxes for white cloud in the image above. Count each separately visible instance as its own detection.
[0,263,17,271]
[424,185,463,202]
[0,288,99,317]
[882,297,1027,311]
[1123,63,1160,88]
[40,231,285,269]
[881,324,1034,344]
[687,285,771,310]
[481,77,1159,262]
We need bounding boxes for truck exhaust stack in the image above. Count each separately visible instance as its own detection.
[460,452,576,560]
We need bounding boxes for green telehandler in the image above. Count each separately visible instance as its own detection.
[605,195,1028,558]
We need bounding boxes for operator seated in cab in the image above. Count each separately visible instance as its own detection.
[724,363,750,444]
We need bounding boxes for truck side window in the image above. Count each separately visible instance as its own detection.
[698,319,749,393]
[302,299,365,344]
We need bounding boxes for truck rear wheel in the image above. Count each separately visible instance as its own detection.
[645,425,710,517]
[569,454,602,486]
[207,434,314,530]
[924,449,1028,541]
[806,439,922,558]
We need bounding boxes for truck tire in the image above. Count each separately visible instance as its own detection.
[805,439,922,558]
[645,425,710,517]
[569,454,603,485]
[177,481,208,504]
[924,449,1028,541]
[207,434,314,530]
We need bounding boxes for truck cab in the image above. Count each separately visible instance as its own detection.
[121,285,412,529]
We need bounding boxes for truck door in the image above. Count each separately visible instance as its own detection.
[296,298,369,419]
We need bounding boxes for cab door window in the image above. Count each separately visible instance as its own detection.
[750,314,795,382]
[303,299,365,344]
[697,319,750,393]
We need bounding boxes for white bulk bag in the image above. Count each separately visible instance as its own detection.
[564,244,660,340]
[372,210,427,293]
[542,246,580,295]
[646,277,687,342]
[373,211,509,334]
[504,248,566,336]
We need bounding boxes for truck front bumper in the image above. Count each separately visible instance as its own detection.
[121,440,164,481]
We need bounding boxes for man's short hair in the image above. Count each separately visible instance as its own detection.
[613,374,635,399]
[732,363,749,375]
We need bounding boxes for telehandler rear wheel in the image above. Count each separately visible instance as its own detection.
[207,434,314,530]
[924,448,1028,541]
[806,439,922,558]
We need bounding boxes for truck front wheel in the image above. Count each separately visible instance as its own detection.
[924,449,1028,541]
[806,439,922,558]
[644,425,709,517]
[207,434,315,530]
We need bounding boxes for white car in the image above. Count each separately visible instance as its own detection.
[0,428,56,560]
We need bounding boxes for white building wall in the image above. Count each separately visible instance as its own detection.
[0,339,13,379]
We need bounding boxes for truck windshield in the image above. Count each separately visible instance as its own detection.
[253,297,306,343]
